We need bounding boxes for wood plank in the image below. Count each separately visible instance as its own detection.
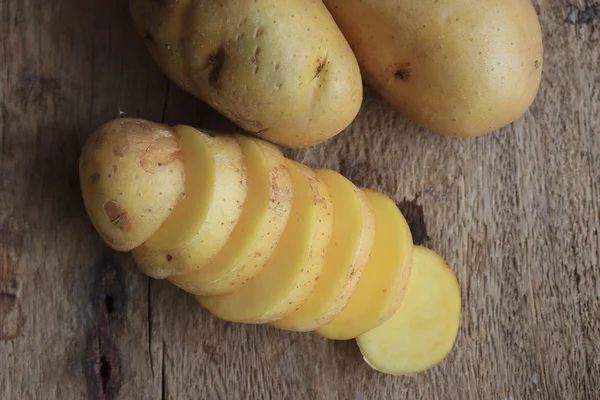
[1,0,599,399]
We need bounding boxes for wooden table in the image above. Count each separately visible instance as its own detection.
[1,0,599,398]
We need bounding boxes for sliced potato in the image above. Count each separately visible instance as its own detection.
[271,169,375,331]
[79,118,186,251]
[198,160,334,323]
[169,135,293,295]
[357,246,461,375]
[132,130,247,278]
[317,189,413,340]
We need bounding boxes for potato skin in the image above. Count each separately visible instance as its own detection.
[323,0,544,137]
[79,119,186,251]
[129,0,363,147]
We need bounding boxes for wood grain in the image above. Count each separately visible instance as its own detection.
[1,0,599,399]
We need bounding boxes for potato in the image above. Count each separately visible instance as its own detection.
[79,118,185,251]
[169,135,294,295]
[270,169,375,331]
[80,118,463,376]
[198,160,334,323]
[132,130,248,279]
[322,0,544,137]
[357,246,461,375]
[317,189,413,340]
[129,0,363,148]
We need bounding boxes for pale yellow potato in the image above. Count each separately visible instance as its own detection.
[169,135,293,295]
[197,160,334,323]
[132,130,248,279]
[317,189,413,340]
[270,169,375,332]
[357,246,461,375]
[129,0,363,147]
[323,0,543,137]
[79,118,185,251]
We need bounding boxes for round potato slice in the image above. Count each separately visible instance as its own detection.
[271,169,375,331]
[79,118,186,251]
[197,160,334,323]
[132,129,247,279]
[317,189,413,340]
[357,246,461,375]
[169,135,293,295]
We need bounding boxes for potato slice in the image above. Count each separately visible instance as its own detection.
[198,160,334,323]
[270,169,375,331]
[169,135,293,295]
[132,129,247,279]
[357,246,461,375]
[79,118,186,251]
[317,189,413,340]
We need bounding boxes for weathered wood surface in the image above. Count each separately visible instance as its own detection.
[1,0,599,399]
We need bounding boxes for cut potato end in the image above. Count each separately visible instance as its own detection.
[132,131,248,279]
[317,189,413,340]
[169,135,293,295]
[198,159,333,323]
[79,118,186,251]
[271,169,375,331]
[357,246,461,375]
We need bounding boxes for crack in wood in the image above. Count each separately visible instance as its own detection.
[83,251,127,399]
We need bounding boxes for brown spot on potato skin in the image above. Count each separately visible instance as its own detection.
[394,66,411,81]
[140,136,183,174]
[104,201,131,231]
[250,47,261,75]
[316,62,324,76]
[207,47,226,88]
[113,147,125,157]
[395,69,410,80]
[313,55,328,81]
[91,172,100,184]
[144,32,157,45]
[93,133,108,149]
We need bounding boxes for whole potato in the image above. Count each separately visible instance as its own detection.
[323,0,544,138]
[129,0,363,148]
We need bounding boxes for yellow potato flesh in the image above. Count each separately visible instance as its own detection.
[357,246,461,375]
[271,169,375,331]
[132,130,247,279]
[169,135,293,295]
[317,189,413,340]
[198,160,333,323]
